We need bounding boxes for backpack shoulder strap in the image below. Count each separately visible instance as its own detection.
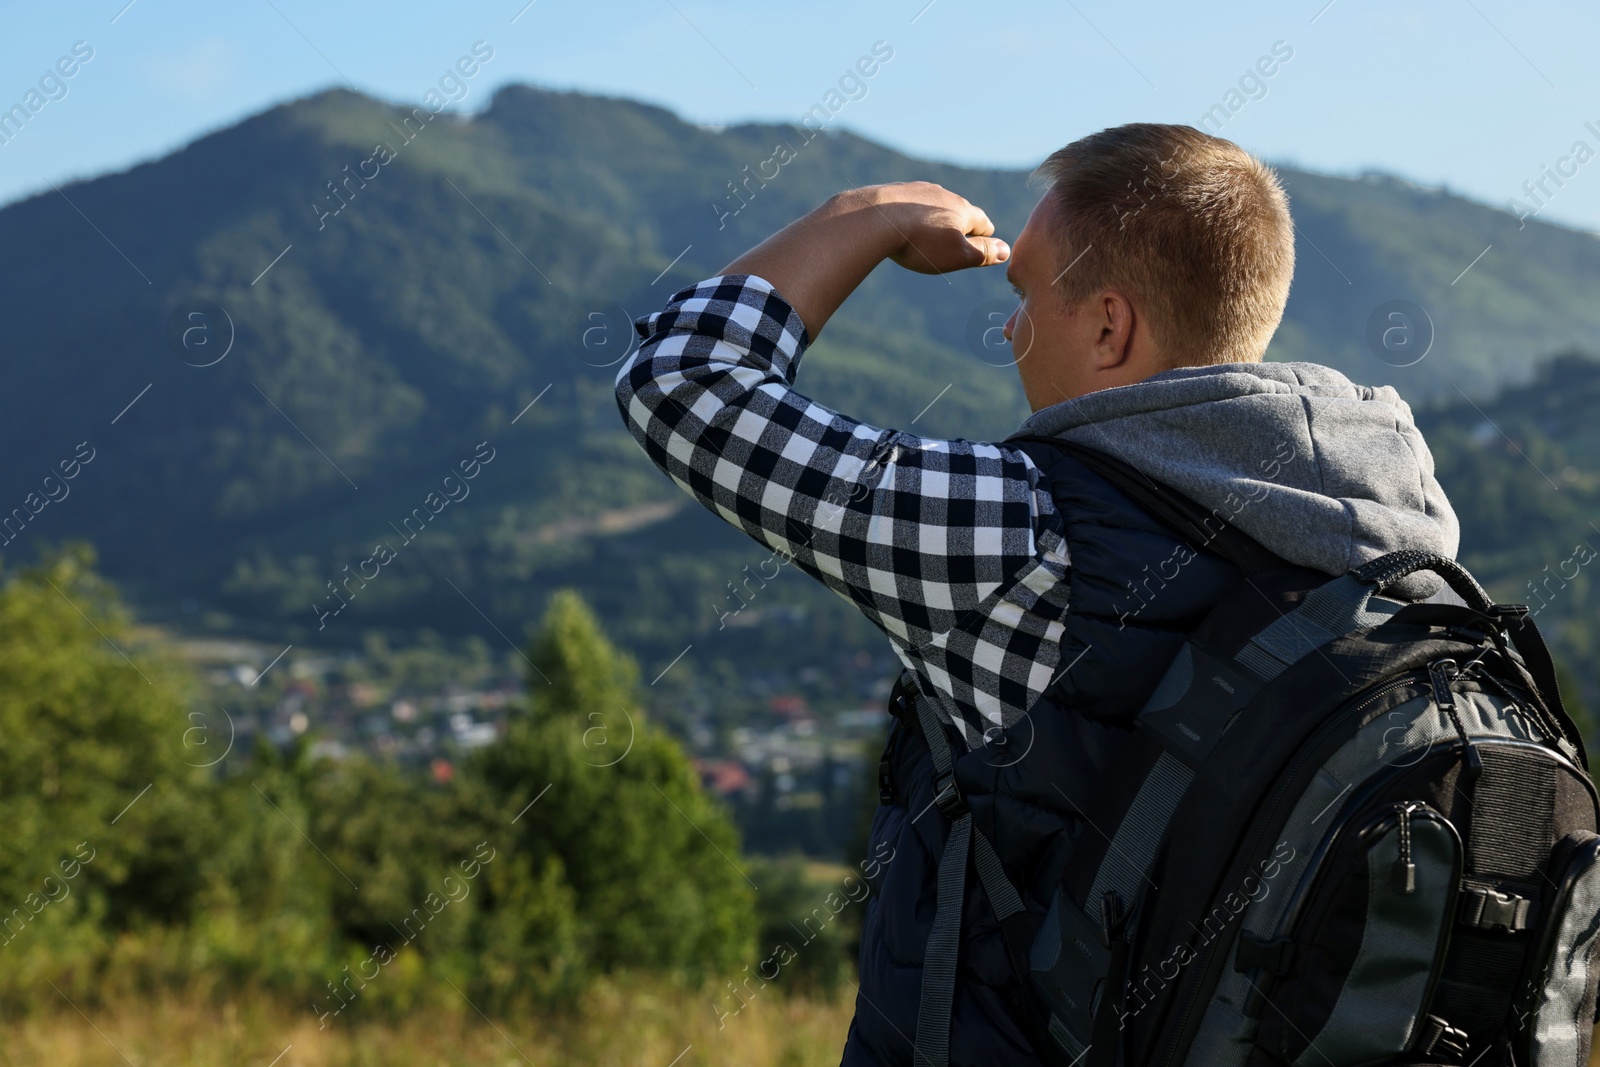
[899,673,1032,1067]
[1006,433,1294,575]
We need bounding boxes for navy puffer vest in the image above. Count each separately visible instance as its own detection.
[841,443,1247,1067]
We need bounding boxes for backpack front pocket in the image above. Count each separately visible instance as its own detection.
[1243,802,1463,1066]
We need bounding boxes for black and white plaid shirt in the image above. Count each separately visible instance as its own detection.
[616,274,1072,747]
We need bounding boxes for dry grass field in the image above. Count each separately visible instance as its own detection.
[0,981,858,1067]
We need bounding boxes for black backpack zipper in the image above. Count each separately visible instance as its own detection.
[1393,800,1417,894]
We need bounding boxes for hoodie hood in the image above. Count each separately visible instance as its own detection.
[1010,361,1459,600]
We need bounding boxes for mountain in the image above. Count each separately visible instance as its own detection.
[1416,352,1600,714]
[2,83,1600,711]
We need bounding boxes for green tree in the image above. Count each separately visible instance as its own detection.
[0,548,205,910]
[467,589,756,990]
[306,756,481,953]
[186,737,344,998]
[0,545,212,999]
[1554,660,1596,755]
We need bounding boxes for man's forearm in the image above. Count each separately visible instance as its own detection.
[716,188,900,343]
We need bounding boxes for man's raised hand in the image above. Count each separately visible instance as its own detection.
[716,180,1010,342]
[866,181,1011,275]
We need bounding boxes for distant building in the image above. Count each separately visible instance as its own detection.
[694,757,753,798]
[768,694,810,719]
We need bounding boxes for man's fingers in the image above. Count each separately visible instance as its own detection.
[965,205,996,239]
[966,235,1010,266]
[879,185,1007,273]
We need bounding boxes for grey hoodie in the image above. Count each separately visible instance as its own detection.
[1012,360,1459,601]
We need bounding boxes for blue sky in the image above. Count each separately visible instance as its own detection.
[2,0,1597,231]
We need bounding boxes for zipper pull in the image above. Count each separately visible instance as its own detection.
[1428,659,1457,712]
[1429,659,1483,783]
[1391,803,1416,895]
[1099,890,1126,949]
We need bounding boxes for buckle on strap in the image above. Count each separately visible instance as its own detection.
[1459,885,1536,932]
[1234,933,1296,975]
[1490,602,1531,623]
[887,673,918,722]
[1415,1014,1469,1062]
[932,770,968,820]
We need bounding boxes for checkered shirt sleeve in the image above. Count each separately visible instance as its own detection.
[615,273,1073,744]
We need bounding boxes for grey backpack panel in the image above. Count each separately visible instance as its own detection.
[1523,834,1600,1067]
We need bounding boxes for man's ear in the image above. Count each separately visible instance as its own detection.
[1091,290,1137,370]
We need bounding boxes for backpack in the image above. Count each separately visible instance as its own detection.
[895,438,1600,1067]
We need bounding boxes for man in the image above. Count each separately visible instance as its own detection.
[615,123,1458,1065]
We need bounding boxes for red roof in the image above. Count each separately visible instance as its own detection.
[768,695,809,718]
[694,758,752,796]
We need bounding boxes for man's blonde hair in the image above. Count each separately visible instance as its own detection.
[1030,123,1295,366]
